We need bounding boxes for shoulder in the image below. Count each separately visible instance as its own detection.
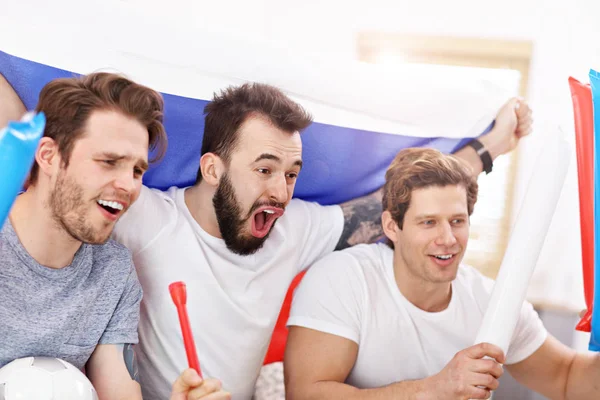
[90,241,141,296]
[274,198,342,237]
[116,185,181,231]
[284,199,343,218]
[305,243,386,282]
[91,239,134,265]
[142,185,179,210]
[130,185,179,213]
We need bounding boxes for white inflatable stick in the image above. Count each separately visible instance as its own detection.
[474,132,570,354]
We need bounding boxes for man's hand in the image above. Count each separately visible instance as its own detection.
[481,97,533,160]
[426,342,506,400]
[169,369,231,400]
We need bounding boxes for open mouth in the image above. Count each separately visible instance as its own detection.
[251,207,284,238]
[429,253,456,266]
[97,199,125,218]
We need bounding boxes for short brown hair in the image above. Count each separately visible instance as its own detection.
[196,82,313,183]
[30,72,167,183]
[382,148,478,230]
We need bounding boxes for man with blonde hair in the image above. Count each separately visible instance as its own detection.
[285,148,600,400]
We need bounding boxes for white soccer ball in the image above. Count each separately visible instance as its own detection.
[0,357,98,400]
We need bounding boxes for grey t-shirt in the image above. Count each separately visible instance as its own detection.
[0,220,143,369]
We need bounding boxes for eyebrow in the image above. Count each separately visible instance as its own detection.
[414,213,468,220]
[254,153,303,169]
[414,214,437,221]
[96,152,149,171]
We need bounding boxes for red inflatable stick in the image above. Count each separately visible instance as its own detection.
[569,77,594,332]
[169,281,203,377]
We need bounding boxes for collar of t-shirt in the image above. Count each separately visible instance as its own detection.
[2,219,90,280]
[380,243,457,321]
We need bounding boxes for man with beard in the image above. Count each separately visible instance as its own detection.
[285,148,600,400]
[0,73,230,400]
[111,83,533,399]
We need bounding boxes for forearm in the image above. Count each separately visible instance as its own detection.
[565,352,600,400]
[335,188,384,250]
[288,379,431,400]
[452,129,505,177]
[335,123,512,250]
[0,73,26,128]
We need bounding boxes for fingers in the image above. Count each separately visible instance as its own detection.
[515,97,529,115]
[186,378,230,399]
[470,372,501,391]
[517,121,533,138]
[467,385,493,399]
[517,111,533,135]
[187,388,232,400]
[172,368,203,394]
[469,358,504,379]
[506,97,521,110]
[170,370,231,400]
[464,343,506,364]
[516,99,533,138]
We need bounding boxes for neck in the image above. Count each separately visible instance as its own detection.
[184,182,222,238]
[392,251,452,312]
[9,186,82,269]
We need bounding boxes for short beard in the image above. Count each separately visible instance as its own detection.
[49,169,111,245]
[212,173,276,255]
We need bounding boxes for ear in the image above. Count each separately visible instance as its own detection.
[199,152,225,186]
[35,137,61,179]
[382,210,400,244]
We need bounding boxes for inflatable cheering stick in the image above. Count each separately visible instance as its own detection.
[169,281,203,377]
[590,69,600,351]
[0,112,45,227]
[569,77,594,332]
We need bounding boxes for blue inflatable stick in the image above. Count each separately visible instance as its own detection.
[0,112,45,227]
[591,68,600,351]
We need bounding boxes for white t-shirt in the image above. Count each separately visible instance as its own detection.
[288,243,547,389]
[113,186,344,400]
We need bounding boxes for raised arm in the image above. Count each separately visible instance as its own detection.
[453,97,532,176]
[335,188,384,250]
[0,73,26,127]
[335,97,532,250]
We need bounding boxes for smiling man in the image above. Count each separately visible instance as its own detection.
[285,148,600,400]
[106,80,537,400]
[0,73,229,400]
[111,82,533,399]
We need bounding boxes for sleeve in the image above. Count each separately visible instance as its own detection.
[111,185,177,256]
[287,251,364,344]
[285,199,344,273]
[98,263,143,345]
[504,301,548,365]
